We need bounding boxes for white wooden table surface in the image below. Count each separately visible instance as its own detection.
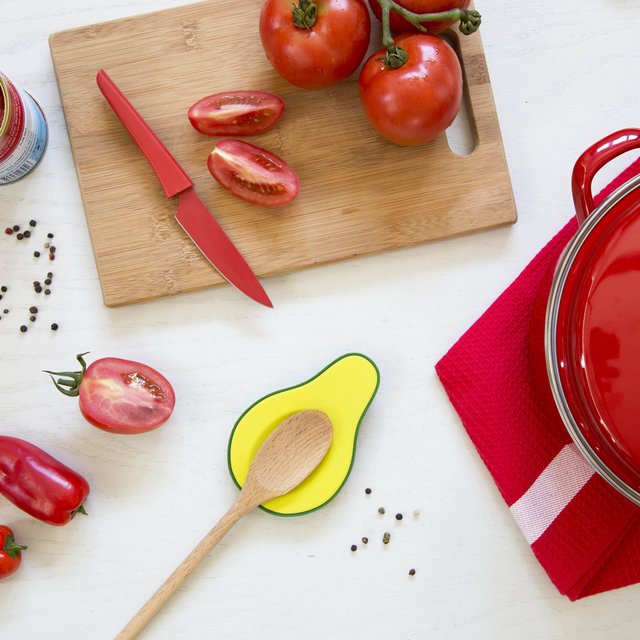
[1,1,639,638]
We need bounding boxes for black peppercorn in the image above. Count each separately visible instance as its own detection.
[23,230,31,238]
[49,245,56,253]
[19,325,27,333]
[51,323,59,331]
[362,537,368,544]
[29,220,36,227]
[47,272,53,279]
[3,309,9,314]
[350,545,357,552]
[29,315,36,322]
[29,306,38,314]
[395,513,403,521]
[409,569,416,576]
[33,251,40,257]
[44,289,51,295]
[16,233,23,240]
[35,286,42,293]
[12,225,19,232]
[0,286,6,292]
[44,278,51,285]
[47,232,54,239]
[365,488,372,495]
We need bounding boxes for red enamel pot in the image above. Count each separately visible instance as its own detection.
[545,128,640,505]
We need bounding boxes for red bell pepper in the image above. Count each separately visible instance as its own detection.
[0,525,27,580]
[0,436,90,526]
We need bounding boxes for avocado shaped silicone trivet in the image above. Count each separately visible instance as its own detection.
[227,353,380,516]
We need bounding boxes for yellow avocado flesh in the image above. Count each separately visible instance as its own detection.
[227,353,379,516]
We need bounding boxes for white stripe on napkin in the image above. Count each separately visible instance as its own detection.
[510,443,595,545]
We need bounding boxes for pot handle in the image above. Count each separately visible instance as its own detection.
[572,128,640,224]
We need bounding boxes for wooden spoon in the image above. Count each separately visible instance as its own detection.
[115,409,333,640]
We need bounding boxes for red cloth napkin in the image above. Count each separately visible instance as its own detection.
[436,158,640,600]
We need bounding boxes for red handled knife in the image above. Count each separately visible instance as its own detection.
[96,69,272,308]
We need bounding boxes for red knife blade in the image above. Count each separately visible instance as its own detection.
[95,69,272,308]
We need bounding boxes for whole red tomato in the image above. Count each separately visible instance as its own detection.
[0,525,26,580]
[369,0,471,34]
[358,33,462,146]
[46,353,176,434]
[259,0,371,89]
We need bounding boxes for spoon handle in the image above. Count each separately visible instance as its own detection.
[114,495,253,640]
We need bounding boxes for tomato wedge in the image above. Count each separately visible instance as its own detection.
[188,91,285,136]
[208,139,299,207]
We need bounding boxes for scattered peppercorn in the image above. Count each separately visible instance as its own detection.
[47,232,54,238]
[44,278,51,285]
[47,272,53,279]
[29,220,36,227]
[12,225,19,232]
[378,507,385,515]
[49,246,56,254]
[383,532,390,544]
[0,286,6,292]
[362,537,368,544]
[19,325,27,333]
[4,227,13,235]
[0,295,2,301]
[395,513,403,521]
[3,309,8,314]
[350,545,357,552]
[29,306,38,314]
[29,315,36,322]
[35,286,42,293]
[51,323,58,331]
[409,569,416,576]
[365,488,372,495]
[23,230,31,238]
[33,251,40,257]
[44,289,51,295]
[16,233,23,240]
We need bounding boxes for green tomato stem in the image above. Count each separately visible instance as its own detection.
[3,534,27,559]
[291,0,318,29]
[376,0,482,68]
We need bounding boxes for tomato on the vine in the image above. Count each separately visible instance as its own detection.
[46,353,176,434]
[259,0,371,89]
[358,33,462,146]
[208,139,299,207]
[369,0,471,34]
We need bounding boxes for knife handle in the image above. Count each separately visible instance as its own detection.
[96,69,193,198]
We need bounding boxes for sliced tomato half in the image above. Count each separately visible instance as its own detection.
[208,139,299,208]
[188,91,285,136]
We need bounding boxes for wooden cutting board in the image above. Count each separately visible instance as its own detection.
[49,0,516,307]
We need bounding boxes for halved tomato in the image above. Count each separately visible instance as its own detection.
[207,139,299,207]
[188,91,285,136]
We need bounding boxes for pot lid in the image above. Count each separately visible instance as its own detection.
[547,173,640,504]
